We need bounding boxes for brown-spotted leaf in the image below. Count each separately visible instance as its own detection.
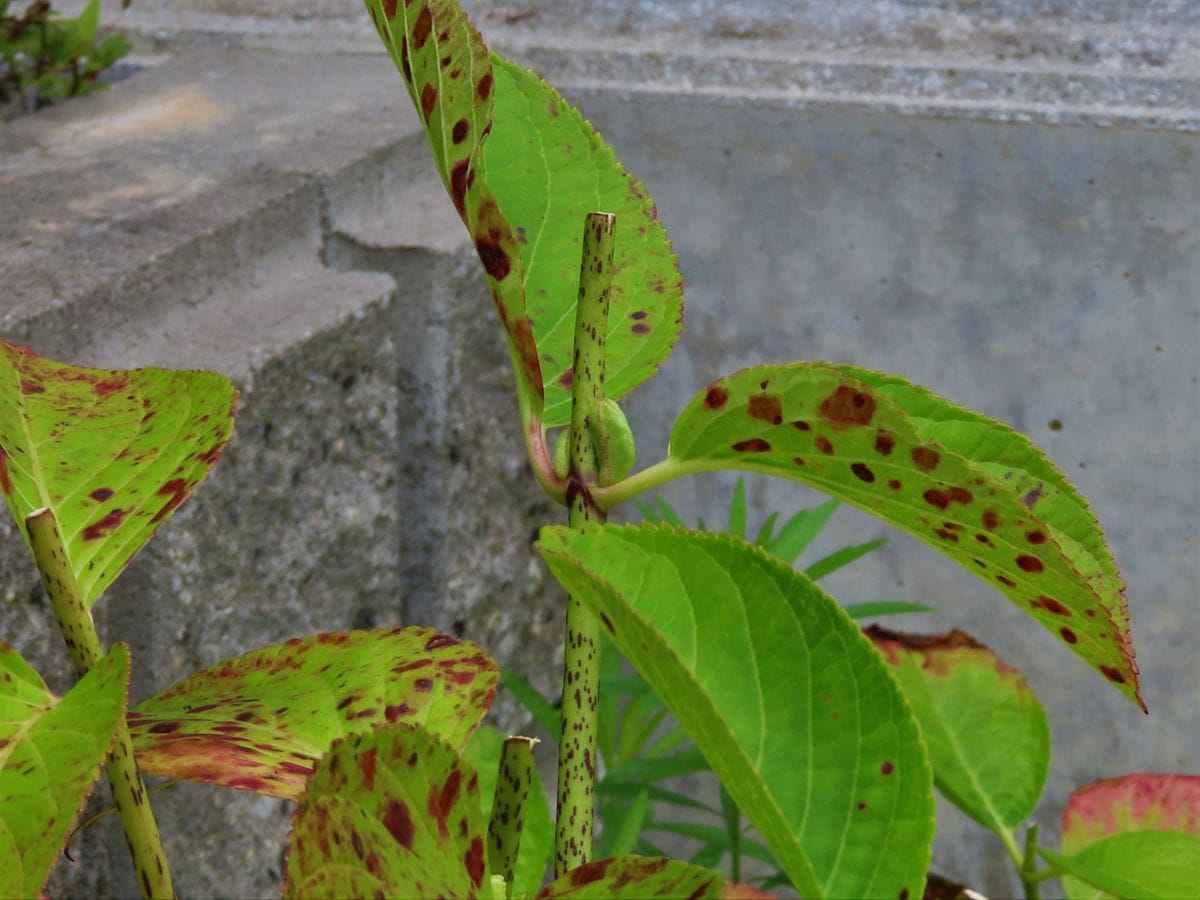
[538,856,728,899]
[484,57,684,427]
[366,0,543,420]
[866,625,1050,833]
[283,724,486,898]
[0,341,236,607]
[663,363,1141,708]
[129,627,496,799]
[0,642,129,897]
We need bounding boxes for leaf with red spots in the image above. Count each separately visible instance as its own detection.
[1056,774,1200,899]
[129,627,496,799]
[538,855,727,898]
[482,57,684,427]
[660,363,1141,709]
[283,723,485,899]
[0,643,129,897]
[538,524,933,899]
[366,0,543,422]
[865,625,1050,833]
[0,341,236,608]
[459,725,553,897]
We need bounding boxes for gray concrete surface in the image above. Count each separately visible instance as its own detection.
[1,1,1196,897]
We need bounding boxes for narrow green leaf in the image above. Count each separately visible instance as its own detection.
[365,0,543,420]
[461,725,553,899]
[501,670,561,742]
[538,855,725,899]
[766,499,840,565]
[484,56,684,427]
[866,625,1050,832]
[843,601,936,620]
[0,643,129,897]
[634,500,661,522]
[284,724,487,898]
[727,476,747,538]
[804,539,885,581]
[752,511,779,548]
[598,781,718,816]
[648,822,779,867]
[604,747,710,786]
[655,497,685,527]
[0,341,237,607]
[1060,774,1200,899]
[601,789,651,858]
[1043,832,1200,900]
[668,363,1141,708]
[130,627,496,799]
[538,523,933,899]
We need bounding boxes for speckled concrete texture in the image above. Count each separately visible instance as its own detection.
[0,1,1196,897]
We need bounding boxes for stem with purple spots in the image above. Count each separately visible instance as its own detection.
[26,508,175,900]
[554,211,616,876]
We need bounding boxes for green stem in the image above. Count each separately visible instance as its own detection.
[554,211,616,876]
[27,508,175,900]
[720,785,741,884]
[1021,823,1043,900]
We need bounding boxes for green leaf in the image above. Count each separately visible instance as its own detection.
[666,363,1142,708]
[1060,774,1200,899]
[752,511,778,548]
[501,670,561,742]
[129,627,496,799]
[600,788,651,859]
[484,56,684,428]
[765,499,840,565]
[460,726,553,899]
[604,746,710,786]
[727,477,747,538]
[655,497,685,527]
[283,724,487,898]
[866,625,1050,832]
[59,0,99,59]
[843,601,936,620]
[804,539,885,581]
[1043,832,1200,900]
[0,642,129,897]
[538,523,933,899]
[537,855,725,899]
[366,0,543,421]
[0,341,237,607]
[648,822,779,867]
[597,781,718,816]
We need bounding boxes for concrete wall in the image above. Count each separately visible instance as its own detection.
[1,2,1196,896]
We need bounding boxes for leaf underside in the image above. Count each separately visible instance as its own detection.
[1046,831,1200,900]
[669,362,1141,708]
[0,643,129,897]
[866,625,1050,832]
[538,523,933,899]
[0,341,237,607]
[283,724,487,898]
[365,1,683,428]
[130,627,497,799]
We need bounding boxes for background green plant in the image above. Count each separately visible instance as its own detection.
[0,0,128,118]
